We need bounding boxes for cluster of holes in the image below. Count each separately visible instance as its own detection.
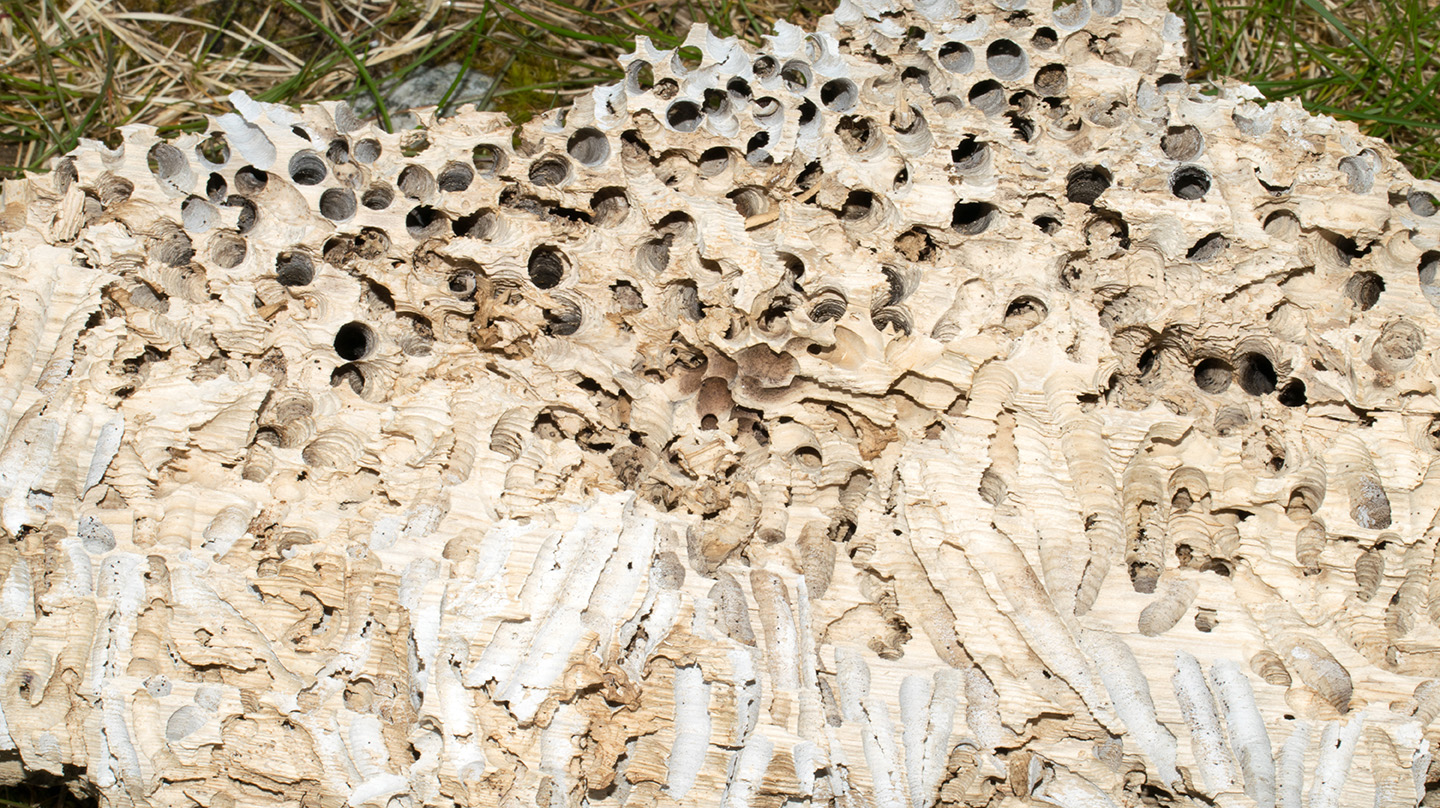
[1191,352,1284,397]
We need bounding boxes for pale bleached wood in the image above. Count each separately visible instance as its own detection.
[2,0,1440,806]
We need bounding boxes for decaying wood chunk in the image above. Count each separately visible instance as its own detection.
[2,0,1440,805]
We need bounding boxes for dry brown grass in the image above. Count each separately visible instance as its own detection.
[0,0,820,176]
[3,0,1436,177]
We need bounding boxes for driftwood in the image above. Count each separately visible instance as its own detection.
[2,0,1440,805]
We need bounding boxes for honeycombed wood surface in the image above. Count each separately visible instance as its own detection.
[2,0,1440,806]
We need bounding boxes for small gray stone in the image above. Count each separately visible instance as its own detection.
[351,63,494,130]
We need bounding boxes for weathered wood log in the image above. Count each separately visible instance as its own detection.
[2,0,1440,805]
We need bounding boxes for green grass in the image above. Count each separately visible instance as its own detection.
[1173,0,1440,177]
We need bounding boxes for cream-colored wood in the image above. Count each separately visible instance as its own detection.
[2,0,1440,805]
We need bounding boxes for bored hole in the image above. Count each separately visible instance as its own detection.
[288,151,327,185]
[362,184,393,210]
[797,99,818,128]
[674,45,703,72]
[319,188,356,221]
[628,60,655,93]
[206,172,227,203]
[234,166,268,195]
[1420,251,1440,286]
[528,246,568,289]
[1408,190,1438,217]
[1263,209,1300,239]
[210,233,246,268]
[729,186,772,219]
[148,143,194,193]
[228,197,258,234]
[1193,357,1232,393]
[1339,150,1377,194]
[528,155,571,186]
[472,143,506,175]
[666,101,703,132]
[180,196,217,233]
[276,251,314,286]
[353,138,381,164]
[405,205,444,236]
[1004,296,1047,330]
[951,201,997,235]
[835,116,878,154]
[567,128,610,166]
[951,136,990,173]
[1034,63,1067,96]
[1034,215,1061,234]
[968,80,1005,115]
[1237,352,1277,395]
[448,270,477,298]
[808,290,847,322]
[331,364,365,394]
[591,188,631,227]
[746,131,772,164]
[703,88,728,115]
[1345,271,1384,311]
[840,190,876,222]
[938,42,974,73]
[1161,125,1204,161]
[398,165,437,200]
[333,321,376,361]
[1066,164,1111,205]
[326,138,350,165]
[781,60,812,93]
[699,147,731,177]
[1171,165,1211,200]
[1186,232,1229,262]
[1053,0,1091,28]
[1277,379,1306,407]
[820,78,859,111]
[399,132,430,158]
[985,39,1027,80]
[196,133,230,164]
[437,161,475,192]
